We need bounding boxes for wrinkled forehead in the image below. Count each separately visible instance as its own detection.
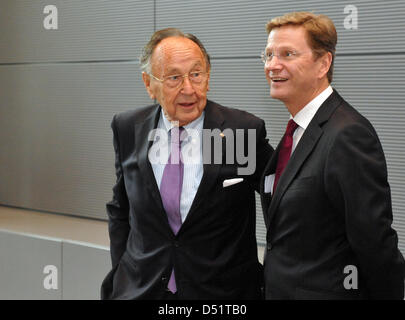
[151,37,206,74]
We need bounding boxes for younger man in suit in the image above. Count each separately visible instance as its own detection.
[261,12,404,299]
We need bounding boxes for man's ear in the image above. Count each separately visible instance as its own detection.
[318,52,332,80]
[142,72,155,100]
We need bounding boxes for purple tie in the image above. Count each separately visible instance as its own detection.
[160,126,185,293]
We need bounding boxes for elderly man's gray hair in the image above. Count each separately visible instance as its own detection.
[139,28,211,74]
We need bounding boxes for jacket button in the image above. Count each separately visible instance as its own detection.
[173,241,179,248]
[267,243,272,251]
[161,276,167,282]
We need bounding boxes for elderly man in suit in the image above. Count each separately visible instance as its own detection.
[260,12,404,299]
[101,28,273,299]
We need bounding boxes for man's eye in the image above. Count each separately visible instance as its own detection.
[190,72,201,78]
[285,51,294,57]
[167,75,180,81]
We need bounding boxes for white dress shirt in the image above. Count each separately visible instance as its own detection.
[291,85,333,153]
[264,86,333,194]
[151,110,205,223]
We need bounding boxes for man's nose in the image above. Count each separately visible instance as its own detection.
[180,76,195,94]
[265,56,283,72]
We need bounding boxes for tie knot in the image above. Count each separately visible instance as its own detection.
[170,126,185,145]
[285,119,298,137]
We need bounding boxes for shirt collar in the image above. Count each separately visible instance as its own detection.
[291,85,333,130]
[160,108,205,137]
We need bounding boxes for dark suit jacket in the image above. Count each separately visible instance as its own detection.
[101,100,273,299]
[261,90,405,300]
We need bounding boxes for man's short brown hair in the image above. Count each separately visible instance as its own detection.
[139,28,211,74]
[266,12,337,83]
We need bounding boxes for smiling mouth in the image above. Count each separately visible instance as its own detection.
[271,77,288,83]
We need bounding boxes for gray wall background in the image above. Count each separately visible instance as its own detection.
[0,0,404,253]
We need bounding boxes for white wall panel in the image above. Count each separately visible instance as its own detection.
[62,241,110,299]
[0,230,62,299]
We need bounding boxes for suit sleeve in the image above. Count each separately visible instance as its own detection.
[106,115,130,268]
[325,122,405,299]
[250,119,274,192]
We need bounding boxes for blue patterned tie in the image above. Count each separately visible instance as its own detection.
[160,126,185,293]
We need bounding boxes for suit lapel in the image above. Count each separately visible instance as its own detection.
[262,140,282,179]
[260,139,282,228]
[266,125,323,226]
[135,105,166,215]
[266,90,343,231]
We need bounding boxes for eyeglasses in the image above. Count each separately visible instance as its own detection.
[149,71,209,89]
[260,50,308,64]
